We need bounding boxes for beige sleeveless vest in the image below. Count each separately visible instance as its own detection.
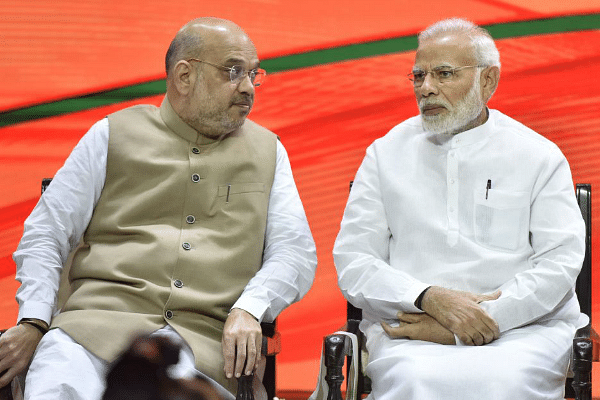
[51,98,277,392]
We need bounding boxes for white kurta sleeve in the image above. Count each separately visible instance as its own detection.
[232,140,317,322]
[334,144,430,321]
[13,119,108,325]
[479,152,586,332]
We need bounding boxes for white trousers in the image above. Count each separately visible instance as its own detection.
[24,326,235,400]
[363,319,575,400]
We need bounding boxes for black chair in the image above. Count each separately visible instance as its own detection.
[323,183,598,400]
[0,178,281,400]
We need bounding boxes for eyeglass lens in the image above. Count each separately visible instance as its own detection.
[230,66,264,87]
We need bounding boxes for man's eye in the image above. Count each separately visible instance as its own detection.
[437,70,454,79]
[230,65,244,78]
[413,72,426,81]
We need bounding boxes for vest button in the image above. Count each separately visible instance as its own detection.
[174,279,184,288]
[192,147,200,154]
[182,242,191,250]
[165,310,174,319]
[186,215,195,224]
[191,174,201,182]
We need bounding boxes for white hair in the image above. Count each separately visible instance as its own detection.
[419,18,501,70]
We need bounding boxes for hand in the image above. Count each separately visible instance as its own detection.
[381,311,455,345]
[222,308,262,379]
[421,286,501,346]
[0,324,45,388]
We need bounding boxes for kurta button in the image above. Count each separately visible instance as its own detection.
[186,215,195,224]
[192,147,200,154]
[191,174,200,182]
[182,242,191,250]
[165,310,173,319]
[174,280,183,288]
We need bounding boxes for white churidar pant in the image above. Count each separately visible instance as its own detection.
[24,326,235,400]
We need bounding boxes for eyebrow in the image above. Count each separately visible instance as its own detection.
[412,63,456,72]
[223,57,261,69]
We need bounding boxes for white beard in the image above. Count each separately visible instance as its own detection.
[420,74,484,135]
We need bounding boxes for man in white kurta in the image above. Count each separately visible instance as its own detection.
[333,18,587,399]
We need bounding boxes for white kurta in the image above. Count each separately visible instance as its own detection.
[333,109,587,399]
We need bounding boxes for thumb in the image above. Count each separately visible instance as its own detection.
[396,311,420,323]
[381,321,408,339]
[477,290,502,303]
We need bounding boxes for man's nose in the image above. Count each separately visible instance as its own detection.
[418,72,439,97]
[237,73,255,94]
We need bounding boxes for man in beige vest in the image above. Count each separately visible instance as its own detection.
[0,18,317,400]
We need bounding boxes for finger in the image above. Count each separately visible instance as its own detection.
[484,318,500,341]
[477,311,500,341]
[458,331,474,346]
[0,371,15,389]
[222,337,236,378]
[254,333,262,372]
[477,290,502,303]
[244,336,257,376]
[234,339,247,378]
[381,322,407,339]
[396,311,425,324]
[481,327,496,344]
[471,330,484,346]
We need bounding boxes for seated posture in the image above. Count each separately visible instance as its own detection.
[0,17,317,400]
[333,18,587,399]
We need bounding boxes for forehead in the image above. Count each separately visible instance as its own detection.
[203,30,259,66]
[414,34,476,69]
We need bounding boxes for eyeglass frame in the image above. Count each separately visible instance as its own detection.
[407,64,487,87]
[186,58,266,87]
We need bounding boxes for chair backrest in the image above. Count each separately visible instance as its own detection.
[575,184,592,321]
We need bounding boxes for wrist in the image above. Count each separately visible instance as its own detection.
[414,286,432,311]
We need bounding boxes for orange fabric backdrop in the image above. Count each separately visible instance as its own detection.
[1,0,599,394]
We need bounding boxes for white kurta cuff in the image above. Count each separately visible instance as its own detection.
[400,282,432,313]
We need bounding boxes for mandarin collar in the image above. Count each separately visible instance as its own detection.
[426,108,495,149]
[159,96,224,145]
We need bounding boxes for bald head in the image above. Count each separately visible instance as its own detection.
[165,18,254,78]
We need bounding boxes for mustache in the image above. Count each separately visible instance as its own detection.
[419,99,451,111]
[232,95,254,106]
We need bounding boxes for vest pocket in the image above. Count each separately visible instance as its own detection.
[473,189,530,251]
[218,183,265,204]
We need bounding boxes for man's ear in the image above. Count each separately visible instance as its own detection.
[480,66,500,102]
[172,60,195,95]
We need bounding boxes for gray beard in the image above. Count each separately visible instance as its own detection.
[420,75,484,135]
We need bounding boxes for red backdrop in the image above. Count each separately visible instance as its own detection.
[1,0,599,394]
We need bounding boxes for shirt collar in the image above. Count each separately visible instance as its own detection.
[159,96,223,145]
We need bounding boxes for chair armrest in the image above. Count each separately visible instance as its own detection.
[236,322,280,400]
[571,324,599,400]
[323,334,352,400]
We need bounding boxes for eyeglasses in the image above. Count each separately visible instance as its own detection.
[407,65,486,87]
[187,58,266,87]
